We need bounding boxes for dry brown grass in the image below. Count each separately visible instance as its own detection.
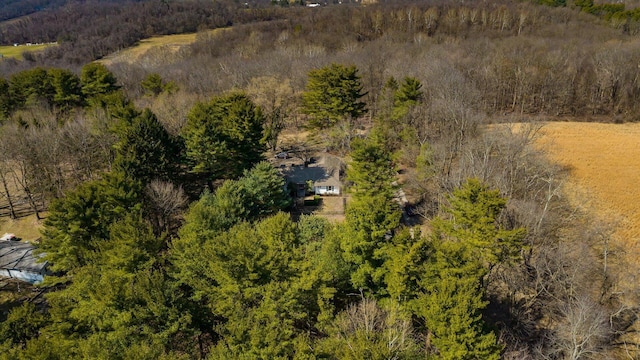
[98,29,223,66]
[315,196,348,222]
[99,33,196,65]
[535,122,640,255]
[294,195,348,223]
[0,213,45,242]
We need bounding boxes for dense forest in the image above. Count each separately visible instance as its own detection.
[1,0,640,359]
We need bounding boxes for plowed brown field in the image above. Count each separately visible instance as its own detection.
[537,122,640,255]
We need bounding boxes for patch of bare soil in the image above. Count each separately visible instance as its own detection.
[293,196,348,222]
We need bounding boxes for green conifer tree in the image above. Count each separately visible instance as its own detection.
[182,92,265,185]
[39,172,143,272]
[301,64,367,129]
[112,108,180,185]
[413,242,501,360]
[80,63,119,98]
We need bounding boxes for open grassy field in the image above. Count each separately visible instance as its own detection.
[0,44,54,60]
[99,30,223,66]
[536,122,640,255]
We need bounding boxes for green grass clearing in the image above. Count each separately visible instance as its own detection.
[0,43,54,60]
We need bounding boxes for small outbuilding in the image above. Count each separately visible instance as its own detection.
[0,240,48,284]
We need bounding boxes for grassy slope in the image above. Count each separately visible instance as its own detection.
[98,33,199,65]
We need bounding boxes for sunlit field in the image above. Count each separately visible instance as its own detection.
[538,122,640,253]
[0,43,54,59]
[99,30,222,65]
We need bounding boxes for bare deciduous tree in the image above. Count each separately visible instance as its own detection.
[145,179,188,235]
[549,295,612,360]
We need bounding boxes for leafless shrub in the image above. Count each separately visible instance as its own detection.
[331,298,421,357]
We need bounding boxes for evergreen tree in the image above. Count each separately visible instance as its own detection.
[435,178,526,270]
[347,136,397,199]
[182,92,265,185]
[237,161,291,218]
[301,63,367,129]
[407,178,524,359]
[342,195,401,292]
[80,63,119,98]
[174,213,313,358]
[394,77,423,105]
[87,89,138,121]
[297,214,330,244]
[172,162,291,292]
[382,228,431,303]
[0,77,13,120]
[341,134,401,293]
[39,215,196,360]
[0,303,49,350]
[391,77,423,125]
[9,67,54,109]
[112,108,180,185]
[141,73,177,96]
[141,73,165,96]
[412,241,501,360]
[39,172,143,272]
[48,68,83,110]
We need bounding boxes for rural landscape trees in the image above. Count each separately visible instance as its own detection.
[1,0,640,359]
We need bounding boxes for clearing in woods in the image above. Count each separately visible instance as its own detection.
[99,33,196,65]
[535,122,640,257]
[0,43,54,60]
[99,30,223,66]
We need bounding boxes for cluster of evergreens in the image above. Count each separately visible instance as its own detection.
[0,64,117,119]
[1,0,639,358]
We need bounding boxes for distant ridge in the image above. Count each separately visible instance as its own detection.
[0,0,147,22]
[1,0,69,22]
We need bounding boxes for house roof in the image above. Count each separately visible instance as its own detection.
[0,241,47,273]
[282,154,342,188]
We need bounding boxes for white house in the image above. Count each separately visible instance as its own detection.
[0,240,48,284]
[283,154,343,197]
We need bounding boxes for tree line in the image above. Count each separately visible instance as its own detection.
[0,0,82,22]
[86,1,640,124]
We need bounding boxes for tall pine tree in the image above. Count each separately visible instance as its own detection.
[302,64,367,129]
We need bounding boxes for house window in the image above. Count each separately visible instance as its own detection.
[326,186,333,192]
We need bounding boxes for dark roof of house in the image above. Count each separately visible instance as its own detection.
[282,154,342,187]
[0,241,47,273]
